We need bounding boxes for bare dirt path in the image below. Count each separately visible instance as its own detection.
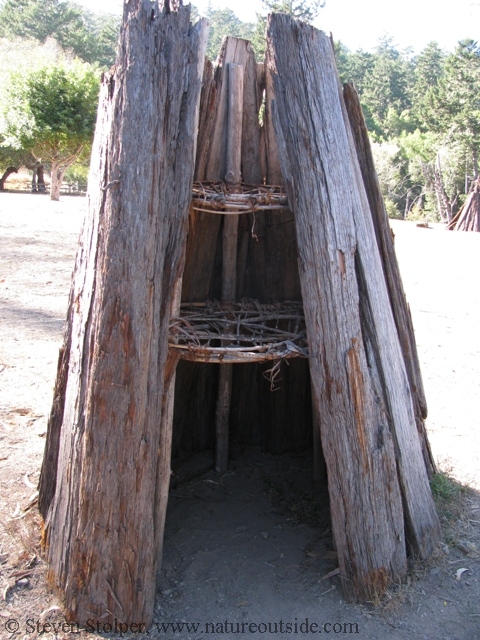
[0,195,479,640]
[390,221,480,490]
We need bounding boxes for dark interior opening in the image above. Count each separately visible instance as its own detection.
[160,364,333,616]
[171,359,313,462]
[161,195,333,600]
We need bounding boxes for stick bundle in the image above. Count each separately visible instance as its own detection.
[191,181,288,214]
[169,300,308,363]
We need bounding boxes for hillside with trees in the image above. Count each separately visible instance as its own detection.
[0,0,478,217]
[0,0,118,195]
[0,0,120,66]
[335,37,480,221]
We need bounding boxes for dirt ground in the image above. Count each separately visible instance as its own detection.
[0,193,479,640]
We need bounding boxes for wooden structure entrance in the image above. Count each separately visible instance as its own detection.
[38,2,440,628]
[168,36,314,480]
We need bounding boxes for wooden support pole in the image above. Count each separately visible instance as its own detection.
[215,62,244,474]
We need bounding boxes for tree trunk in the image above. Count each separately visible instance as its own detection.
[267,14,440,602]
[49,161,69,201]
[39,0,208,627]
[472,146,478,181]
[434,153,452,223]
[0,166,18,190]
[343,83,436,477]
[32,163,39,193]
[37,164,46,192]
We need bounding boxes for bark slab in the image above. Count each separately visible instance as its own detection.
[39,0,207,626]
[267,14,440,601]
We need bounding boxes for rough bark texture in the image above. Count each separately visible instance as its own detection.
[182,37,261,301]
[337,81,441,558]
[343,83,436,477]
[174,38,312,460]
[38,287,74,518]
[50,160,73,201]
[267,14,440,601]
[40,0,207,626]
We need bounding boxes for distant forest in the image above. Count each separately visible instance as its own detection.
[0,0,479,220]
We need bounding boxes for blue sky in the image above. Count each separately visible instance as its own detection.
[76,0,480,53]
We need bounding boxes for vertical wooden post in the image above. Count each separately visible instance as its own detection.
[215,62,244,474]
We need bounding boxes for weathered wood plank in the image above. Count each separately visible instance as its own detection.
[267,13,440,601]
[155,276,183,571]
[177,38,312,458]
[38,287,74,518]
[264,60,283,186]
[178,38,267,458]
[182,37,261,302]
[342,83,436,476]
[41,0,208,627]
[339,83,441,557]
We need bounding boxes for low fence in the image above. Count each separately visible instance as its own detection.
[2,179,86,195]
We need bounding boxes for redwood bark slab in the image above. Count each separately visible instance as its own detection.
[343,83,435,476]
[40,0,207,626]
[267,13,440,601]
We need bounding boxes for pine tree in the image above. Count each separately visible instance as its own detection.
[261,0,324,22]
[0,0,120,67]
[437,40,480,179]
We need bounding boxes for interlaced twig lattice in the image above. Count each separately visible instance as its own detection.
[191,181,289,215]
[169,300,308,364]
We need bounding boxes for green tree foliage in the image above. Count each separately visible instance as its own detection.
[335,43,377,130]
[0,144,33,189]
[0,0,120,67]
[1,60,99,199]
[336,43,375,94]
[0,37,63,187]
[261,0,324,22]
[338,35,480,220]
[205,7,255,61]
[370,140,409,218]
[250,14,268,60]
[70,9,120,68]
[411,41,445,130]
[360,38,414,138]
[430,40,480,180]
[0,0,83,43]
